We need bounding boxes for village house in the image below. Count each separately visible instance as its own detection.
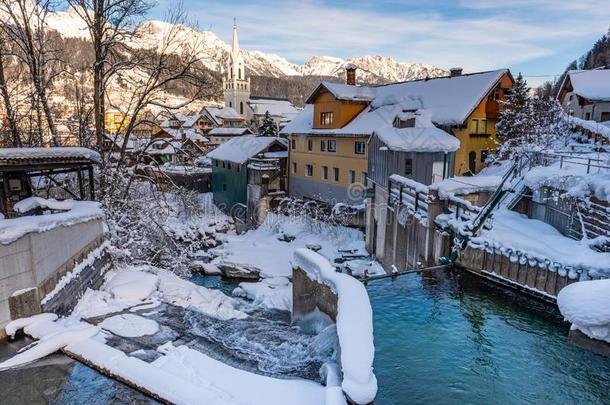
[223,20,298,128]
[208,127,254,145]
[281,66,514,206]
[199,106,245,132]
[207,136,287,225]
[558,69,610,123]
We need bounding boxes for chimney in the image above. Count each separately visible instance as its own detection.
[345,63,357,85]
[450,67,463,77]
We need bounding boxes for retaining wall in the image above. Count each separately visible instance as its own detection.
[456,245,578,301]
[0,219,104,338]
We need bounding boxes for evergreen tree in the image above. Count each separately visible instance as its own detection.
[258,110,278,136]
[496,73,531,142]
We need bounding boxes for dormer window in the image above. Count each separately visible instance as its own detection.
[320,112,334,126]
[393,116,416,128]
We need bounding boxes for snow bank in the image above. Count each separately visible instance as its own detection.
[105,270,159,301]
[0,201,104,245]
[212,213,366,278]
[557,280,610,343]
[232,277,292,312]
[293,249,377,404]
[71,267,247,321]
[0,317,99,370]
[4,313,57,338]
[471,209,610,278]
[13,196,74,213]
[154,342,325,405]
[99,314,159,338]
[154,269,248,320]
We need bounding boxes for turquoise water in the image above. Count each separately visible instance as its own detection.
[368,268,610,404]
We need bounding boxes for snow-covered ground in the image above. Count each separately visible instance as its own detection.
[211,212,377,278]
[471,209,610,278]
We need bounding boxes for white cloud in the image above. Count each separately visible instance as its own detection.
[180,0,609,72]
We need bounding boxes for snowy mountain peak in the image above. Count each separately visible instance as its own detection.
[44,8,448,82]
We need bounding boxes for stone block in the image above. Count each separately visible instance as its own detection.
[9,287,41,320]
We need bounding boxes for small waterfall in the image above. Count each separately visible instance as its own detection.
[183,308,338,381]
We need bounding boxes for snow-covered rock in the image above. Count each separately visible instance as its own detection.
[99,314,160,338]
[218,262,262,280]
[232,277,292,312]
[557,280,610,343]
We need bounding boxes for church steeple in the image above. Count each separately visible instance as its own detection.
[231,18,239,58]
[223,18,250,119]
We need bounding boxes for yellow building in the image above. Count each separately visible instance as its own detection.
[281,68,513,205]
[105,109,130,135]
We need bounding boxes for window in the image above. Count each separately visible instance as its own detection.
[240,102,244,115]
[306,164,313,177]
[229,102,232,108]
[292,162,297,174]
[585,112,591,120]
[404,158,413,178]
[355,141,366,155]
[322,166,328,180]
[601,112,610,121]
[361,172,368,184]
[320,112,334,125]
[238,68,242,79]
[393,116,416,128]
[291,139,296,150]
[471,119,479,134]
[320,140,326,152]
[308,139,313,151]
[333,167,339,182]
[222,161,226,169]
[349,170,356,184]
[327,140,337,152]
[480,119,487,134]
[237,165,241,173]
[222,184,227,191]
[214,160,219,167]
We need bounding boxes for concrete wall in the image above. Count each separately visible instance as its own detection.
[0,219,104,338]
[292,267,337,323]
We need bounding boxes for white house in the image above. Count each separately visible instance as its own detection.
[558,69,610,123]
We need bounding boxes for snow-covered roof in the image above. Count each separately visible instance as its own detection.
[307,82,376,103]
[207,136,287,164]
[563,70,610,101]
[0,147,101,164]
[285,69,510,137]
[159,127,209,143]
[374,109,459,153]
[208,127,253,136]
[248,97,299,120]
[200,106,244,126]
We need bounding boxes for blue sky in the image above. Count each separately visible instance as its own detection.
[152,0,610,85]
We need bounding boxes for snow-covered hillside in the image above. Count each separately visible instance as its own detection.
[45,8,448,82]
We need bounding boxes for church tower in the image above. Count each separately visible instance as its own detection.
[223,18,251,119]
